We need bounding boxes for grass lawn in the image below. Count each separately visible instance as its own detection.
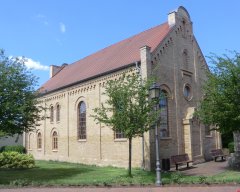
[0,160,240,187]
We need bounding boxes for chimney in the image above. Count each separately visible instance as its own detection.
[168,9,177,27]
[50,63,68,78]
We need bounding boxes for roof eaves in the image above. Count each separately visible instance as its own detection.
[38,61,139,97]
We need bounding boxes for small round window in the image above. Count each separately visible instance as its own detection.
[183,84,192,100]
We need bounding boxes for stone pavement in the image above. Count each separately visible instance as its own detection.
[176,159,229,176]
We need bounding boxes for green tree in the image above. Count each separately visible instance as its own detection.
[196,51,240,165]
[0,49,41,136]
[92,73,159,176]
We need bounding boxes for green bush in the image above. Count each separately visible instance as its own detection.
[0,145,26,153]
[228,142,234,153]
[0,151,35,168]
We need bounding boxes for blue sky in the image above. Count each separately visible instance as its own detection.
[1,0,239,87]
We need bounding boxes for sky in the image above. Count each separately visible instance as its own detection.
[0,0,239,87]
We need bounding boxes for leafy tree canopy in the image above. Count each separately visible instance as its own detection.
[92,73,159,176]
[92,73,159,139]
[196,51,240,134]
[0,49,41,136]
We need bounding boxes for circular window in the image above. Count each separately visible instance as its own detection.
[183,84,192,100]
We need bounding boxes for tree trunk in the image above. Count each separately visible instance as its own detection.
[128,137,132,177]
[228,131,240,169]
[233,131,240,154]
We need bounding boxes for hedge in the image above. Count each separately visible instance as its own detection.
[0,145,26,153]
[0,151,35,168]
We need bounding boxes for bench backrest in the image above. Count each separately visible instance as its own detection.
[211,149,224,156]
[171,154,189,163]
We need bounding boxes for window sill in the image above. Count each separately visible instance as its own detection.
[52,149,58,152]
[114,138,127,142]
[205,135,212,138]
[160,137,172,140]
[78,139,87,142]
[37,149,42,151]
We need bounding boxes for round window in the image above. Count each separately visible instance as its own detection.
[183,84,192,100]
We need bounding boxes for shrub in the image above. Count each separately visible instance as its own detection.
[0,151,35,168]
[228,142,234,153]
[0,146,5,153]
[0,145,26,153]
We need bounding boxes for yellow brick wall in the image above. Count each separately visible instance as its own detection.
[26,7,220,170]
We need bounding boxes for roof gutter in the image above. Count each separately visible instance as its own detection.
[38,61,140,97]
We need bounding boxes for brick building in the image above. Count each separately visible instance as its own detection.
[25,6,221,170]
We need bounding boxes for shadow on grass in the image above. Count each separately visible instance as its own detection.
[0,166,95,185]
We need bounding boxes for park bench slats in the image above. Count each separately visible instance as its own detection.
[170,154,193,170]
[211,149,227,162]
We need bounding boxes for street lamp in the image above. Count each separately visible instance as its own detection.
[149,82,162,186]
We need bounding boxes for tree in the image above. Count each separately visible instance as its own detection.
[92,73,159,176]
[0,49,41,136]
[196,51,240,167]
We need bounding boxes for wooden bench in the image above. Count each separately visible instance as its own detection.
[211,149,227,162]
[171,154,193,170]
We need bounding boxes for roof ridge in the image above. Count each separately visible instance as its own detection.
[70,22,168,66]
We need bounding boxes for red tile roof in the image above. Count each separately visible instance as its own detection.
[40,22,171,94]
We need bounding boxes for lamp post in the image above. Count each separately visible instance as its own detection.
[149,82,162,186]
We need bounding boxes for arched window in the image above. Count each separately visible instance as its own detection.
[56,104,60,122]
[159,90,169,138]
[52,131,58,150]
[182,19,187,37]
[37,132,42,149]
[50,106,54,122]
[205,125,211,136]
[78,101,86,140]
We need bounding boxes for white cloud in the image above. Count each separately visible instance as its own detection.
[59,22,66,33]
[24,57,49,71]
[12,56,49,71]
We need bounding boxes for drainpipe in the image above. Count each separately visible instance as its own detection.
[44,101,46,155]
[67,93,70,157]
[135,61,145,169]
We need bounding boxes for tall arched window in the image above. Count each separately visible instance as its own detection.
[50,106,54,122]
[182,19,187,37]
[159,90,169,137]
[78,101,86,140]
[56,104,60,122]
[37,132,42,149]
[52,131,58,150]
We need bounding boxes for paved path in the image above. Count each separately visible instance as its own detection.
[178,160,228,176]
[1,186,240,192]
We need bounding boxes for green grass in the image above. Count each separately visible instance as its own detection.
[0,160,240,187]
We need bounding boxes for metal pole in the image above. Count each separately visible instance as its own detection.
[155,105,162,186]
